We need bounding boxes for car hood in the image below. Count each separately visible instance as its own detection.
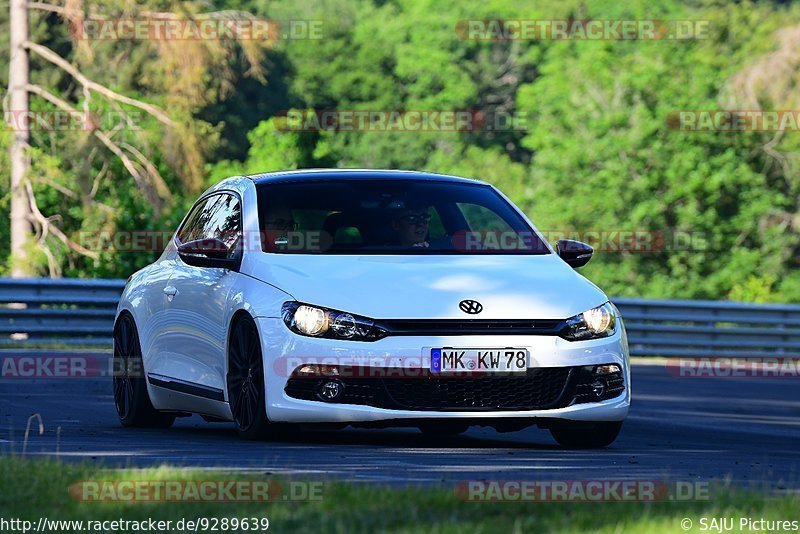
[245,253,608,319]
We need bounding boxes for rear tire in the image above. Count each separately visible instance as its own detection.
[113,314,175,428]
[227,315,271,440]
[549,421,623,448]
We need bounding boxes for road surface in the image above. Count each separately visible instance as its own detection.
[1,358,798,488]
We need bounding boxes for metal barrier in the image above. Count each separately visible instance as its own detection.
[615,298,800,358]
[0,278,798,357]
[0,278,124,348]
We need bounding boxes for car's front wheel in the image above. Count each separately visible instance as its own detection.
[227,315,271,440]
[549,421,623,448]
[113,314,175,428]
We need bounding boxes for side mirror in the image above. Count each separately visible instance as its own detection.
[556,239,593,269]
[177,238,240,270]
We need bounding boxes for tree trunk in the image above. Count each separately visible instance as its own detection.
[9,0,33,277]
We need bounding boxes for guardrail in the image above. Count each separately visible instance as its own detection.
[0,278,124,349]
[0,278,798,357]
[616,298,800,358]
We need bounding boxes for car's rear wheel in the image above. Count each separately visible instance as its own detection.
[113,314,175,428]
[549,421,623,448]
[227,315,271,440]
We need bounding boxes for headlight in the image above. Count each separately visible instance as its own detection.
[562,302,617,341]
[282,302,386,341]
[293,305,328,336]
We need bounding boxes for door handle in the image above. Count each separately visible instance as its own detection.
[163,286,178,298]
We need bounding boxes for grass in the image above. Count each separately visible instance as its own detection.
[0,457,797,533]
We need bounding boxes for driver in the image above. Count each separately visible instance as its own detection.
[391,205,431,248]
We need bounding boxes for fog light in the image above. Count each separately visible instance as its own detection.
[590,379,606,398]
[595,364,621,375]
[296,365,339,377]
[318,379,344,401]
[297,365,318,376]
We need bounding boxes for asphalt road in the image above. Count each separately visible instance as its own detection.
[1,358,798,488]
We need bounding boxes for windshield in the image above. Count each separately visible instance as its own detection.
[255,179,550,255]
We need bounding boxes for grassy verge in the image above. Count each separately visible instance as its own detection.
[0,457,797,533]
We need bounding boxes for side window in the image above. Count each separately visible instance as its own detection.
[427,207,446,239]
[457,202,514,232]
[177,194,242,255]
[177,197,215,244]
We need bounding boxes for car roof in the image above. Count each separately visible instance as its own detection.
[246,169,489,186]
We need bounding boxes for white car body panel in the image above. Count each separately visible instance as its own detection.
[245,253,607,320]
[116,170,631,428]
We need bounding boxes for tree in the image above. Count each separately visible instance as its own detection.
[5,0,271,276]
[8,0,32,277]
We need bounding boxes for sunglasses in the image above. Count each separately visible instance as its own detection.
[399,213,431,224]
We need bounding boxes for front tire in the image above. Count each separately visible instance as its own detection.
[227,316,271,440]
[113,314,175,428]
[549,421,623,449]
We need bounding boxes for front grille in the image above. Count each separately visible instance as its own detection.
[375,319,566,337]
[284,365,623,411]
[381,368,570,410]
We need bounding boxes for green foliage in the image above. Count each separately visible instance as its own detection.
[514,1,800,300]
[3,0,799,302]
[208,118,323,184]
[2,457,800,533]
[728,274,778,303]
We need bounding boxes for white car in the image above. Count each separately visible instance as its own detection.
[114,169,630,448]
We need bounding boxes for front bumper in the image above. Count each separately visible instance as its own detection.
[256,317,630,424]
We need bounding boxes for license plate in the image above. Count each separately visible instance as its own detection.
[430,348,529,374]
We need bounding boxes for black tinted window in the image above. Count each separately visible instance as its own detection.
[256,179,549,255]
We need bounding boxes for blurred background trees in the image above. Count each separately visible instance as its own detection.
[2,0,799,302]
